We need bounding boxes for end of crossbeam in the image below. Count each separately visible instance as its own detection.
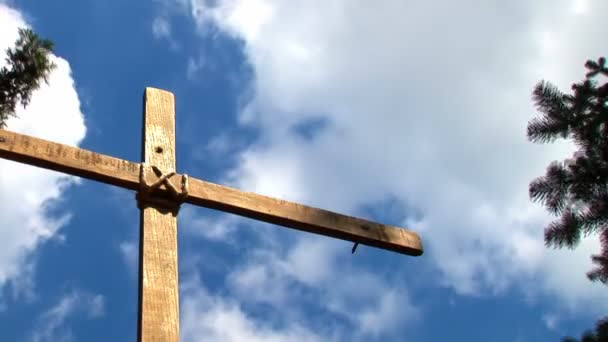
[348,225,424,256]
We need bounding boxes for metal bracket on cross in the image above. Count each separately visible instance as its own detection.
[136,163,189,214]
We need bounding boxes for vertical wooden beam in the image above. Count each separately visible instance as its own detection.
[138,88,180,342]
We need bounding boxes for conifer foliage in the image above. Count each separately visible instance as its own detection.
[0,28,55,128]
[527,57,608,284]
[562,318,608,342]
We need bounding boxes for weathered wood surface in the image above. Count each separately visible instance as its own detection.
[137,88,180,342]
[0,120,423,256]
[186,178,423,256]
[0,127,423,256]
[0,128,140,188]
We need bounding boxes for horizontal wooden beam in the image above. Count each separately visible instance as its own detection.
[0,129,423,256]
[0,129,141,189]
[186,178,423,256]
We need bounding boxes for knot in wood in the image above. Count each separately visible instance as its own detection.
[136,163,189,215]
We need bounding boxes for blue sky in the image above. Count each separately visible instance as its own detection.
[0,0,607,341]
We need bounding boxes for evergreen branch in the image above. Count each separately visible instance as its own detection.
[587,229,608,284]
[0,28,55,128]
[544,210,582,248]
[530,56,608,342]
[532,81,569,120]
[585,57,608,78]
[527,117,569,143]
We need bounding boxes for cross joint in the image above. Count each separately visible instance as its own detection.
[136,163,189,216]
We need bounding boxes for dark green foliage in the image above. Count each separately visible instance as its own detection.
[0,28,55,128]
[562,318,608,342]
[528,57,608,284]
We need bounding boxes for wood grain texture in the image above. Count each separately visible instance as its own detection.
[185,178,423,256]
[0,88,425,342]
[0,129,140,189]
[138,88,180,342]
[0,128,423,256]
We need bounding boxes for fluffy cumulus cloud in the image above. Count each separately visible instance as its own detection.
[0,4,86,300]
[29,290,105,342]
[174,0,608,316]
[181,237,419,342]
[181,274,328,342]
[178,224,420,340]
[226,236,419,337]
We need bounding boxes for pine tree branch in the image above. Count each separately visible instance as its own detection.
[544,210,582,248]
[0,28,55,128]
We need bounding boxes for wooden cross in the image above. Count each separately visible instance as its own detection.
[0,88,423,341]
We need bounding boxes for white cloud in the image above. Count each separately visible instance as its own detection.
[0,4,86,300]
[7,257,37,302]
[186,53,214,81]
[358,290,416,337]
[180,206,242,242]
[180,274,330,342]
[152,16,172,40]
[29,290,105,342]
[543,312,559,331]
[571,0,590,14]
[203,132,234,155]
[119,240,138,277]
[177,217,420,340]
[151,15,180,51]
[186,56,202,80]
[224,236,420,339]
[151,0,195,50]
[183,0,608,315]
